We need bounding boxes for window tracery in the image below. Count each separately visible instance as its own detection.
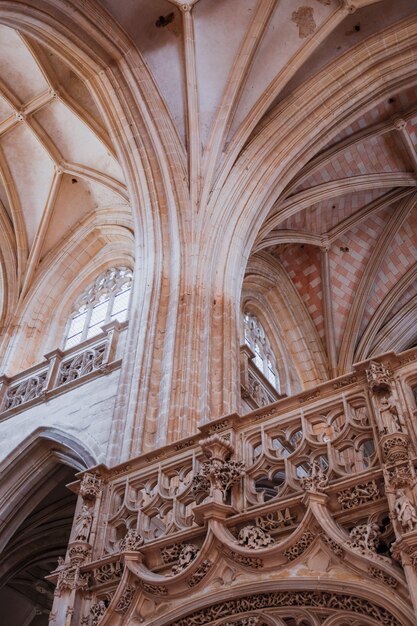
[243,313,279,391]
[64,267,132,349]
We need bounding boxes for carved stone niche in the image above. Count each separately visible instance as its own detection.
[366,360,393,394]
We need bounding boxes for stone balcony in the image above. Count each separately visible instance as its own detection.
[47,347,417,626]
[0,321,127,421]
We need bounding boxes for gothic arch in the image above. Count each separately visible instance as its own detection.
[243,252,327,392]
[0,427,95,553]
[149,578,414,626]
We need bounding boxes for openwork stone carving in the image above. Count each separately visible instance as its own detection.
[192,435,245,500]
[142,582,168,596]
[348,522,380,553]
[283,531,314,561]
[172,544,199,574]
[222,618,259,626]
[385,462,414,488]
[322,535,344,558]
[366,361,393,393]
[225,549,263,569]
[170,591,400,626]
[115,584,137,614]
[394,489,417,533]
[55,566,90,594]
[3,371,48,410]
[368,566,398,588]
[161,543,184,564]
[89,600,107,626]
[119,529,143,552]
[237,525,274,549]
[57,343,108,386]
[337,480,380,509]
[79,473,103,500]
[186,559,213,587]
[94,561,123,584]
[300,460,328,492]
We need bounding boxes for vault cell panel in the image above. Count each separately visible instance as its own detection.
[1,123,54,247]
[0,26,48,103]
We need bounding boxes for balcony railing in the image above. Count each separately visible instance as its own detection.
[240,344,285,409]
[0,320,126,419]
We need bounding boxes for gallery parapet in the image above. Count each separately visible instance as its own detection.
[0,320,127,419]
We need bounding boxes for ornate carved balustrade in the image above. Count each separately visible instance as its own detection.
[240,344,284,410]
[48,348,417,626]
[0,321,126,419]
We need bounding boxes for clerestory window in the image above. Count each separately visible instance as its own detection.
[243,313,279,391]
[63,267,133,349]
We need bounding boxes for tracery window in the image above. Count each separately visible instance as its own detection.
[64,267,132,349]
[243,313,279,390]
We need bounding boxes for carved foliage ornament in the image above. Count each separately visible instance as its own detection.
[192,435,245,499]
[237,525,274,549]
[300,460,328,493]
[366,361,393,393]
[115,584,137,614]
[169,591,400,626]
[120,529,143,552]
[337,480,380,510]
[348,522,380,554]
[171,544,199,574]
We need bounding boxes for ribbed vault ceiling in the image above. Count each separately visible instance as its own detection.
[1,0,417,378]
[0,23,130,330]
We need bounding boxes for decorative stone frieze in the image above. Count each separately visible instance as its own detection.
[337,480,380,509]
[94,561,123,585]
